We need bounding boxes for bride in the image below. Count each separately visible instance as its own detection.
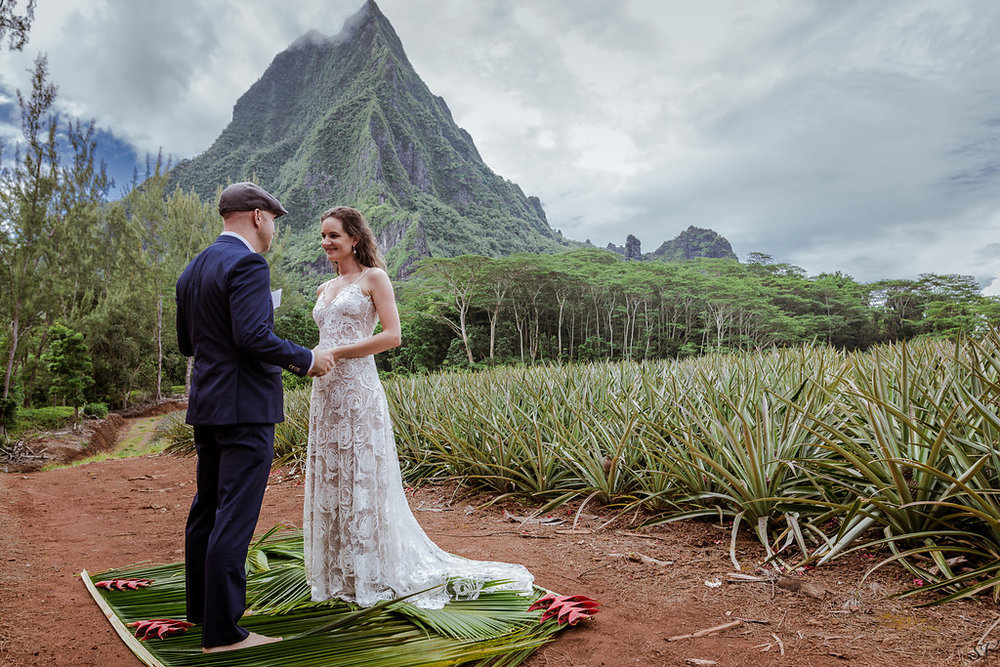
[303,206,534,609]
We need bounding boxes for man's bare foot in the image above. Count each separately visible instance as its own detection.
[202,632,282,653]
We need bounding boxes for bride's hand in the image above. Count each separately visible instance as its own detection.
[309,347,337,376]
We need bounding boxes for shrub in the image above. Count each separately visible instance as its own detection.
[158,412,193,456]
[14,406,76,434]
[128,390,151,405]
[168,385,186,397]
[282,370,311,390]
[83,402,109,418]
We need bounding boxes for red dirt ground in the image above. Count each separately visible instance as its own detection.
[1,414,998,666]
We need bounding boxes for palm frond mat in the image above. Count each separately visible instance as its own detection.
[82,527,597,666]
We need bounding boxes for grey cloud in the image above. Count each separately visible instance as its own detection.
[978,244,1000,259]
[289,30,334,51]
[55,3,216,113]
[526,2,661,53]
[562,0,1000,284]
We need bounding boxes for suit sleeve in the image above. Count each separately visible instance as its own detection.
[176,290,193,357]
[228,253,314,376]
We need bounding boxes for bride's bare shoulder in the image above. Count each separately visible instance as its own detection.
[363,267,391,286]
[360,267,392,297]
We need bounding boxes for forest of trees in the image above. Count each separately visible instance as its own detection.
[371,252,1000,375]
[3,37,1000,430]
[0,56,221,427]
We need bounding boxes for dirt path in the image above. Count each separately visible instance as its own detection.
[0,424,995,665]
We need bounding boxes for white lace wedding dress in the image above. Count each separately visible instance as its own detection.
[303,275,534,609]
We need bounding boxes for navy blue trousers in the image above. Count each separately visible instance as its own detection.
[185,423,274,648]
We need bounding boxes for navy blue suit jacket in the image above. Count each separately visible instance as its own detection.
[176,235,313,425]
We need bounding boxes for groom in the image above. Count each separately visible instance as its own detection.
[176,182,335,653]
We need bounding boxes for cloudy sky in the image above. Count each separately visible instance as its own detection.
[1,0,999,289]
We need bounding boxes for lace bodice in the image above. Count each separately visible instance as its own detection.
[303,277,534,609]
[313,279,379,347]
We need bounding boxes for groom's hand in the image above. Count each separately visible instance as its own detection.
[308,348,336,376]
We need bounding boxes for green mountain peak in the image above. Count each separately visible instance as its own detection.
[170,0,572,278]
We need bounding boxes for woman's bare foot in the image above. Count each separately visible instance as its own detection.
[202,632,282,653]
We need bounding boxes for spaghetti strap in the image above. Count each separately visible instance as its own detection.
[352,268,371,284]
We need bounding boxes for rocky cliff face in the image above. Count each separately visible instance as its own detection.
[607,234,644,261]
[605,228,738,263]
[169,1,571,278]
[649,226,737,261]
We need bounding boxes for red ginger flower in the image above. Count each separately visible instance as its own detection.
[528,593,601,625]
[95,578,153,591]
[126,619,194,641]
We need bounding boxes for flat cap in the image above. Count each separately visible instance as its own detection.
[218,182,289,217]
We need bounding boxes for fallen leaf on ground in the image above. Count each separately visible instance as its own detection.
[776,575,826,599]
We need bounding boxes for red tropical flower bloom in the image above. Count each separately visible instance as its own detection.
[528,593,600,625]
[94,578,153,591]
[126,619,194,641]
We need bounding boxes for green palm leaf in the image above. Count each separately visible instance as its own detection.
[84,528,569,667]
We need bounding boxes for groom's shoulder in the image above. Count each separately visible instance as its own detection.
[202,237,258,264]
[181,239,254,281]
[190,236,230,259]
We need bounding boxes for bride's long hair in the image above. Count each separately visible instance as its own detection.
[321,206,387,272]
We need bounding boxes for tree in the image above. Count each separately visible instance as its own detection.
[0,0,34,51]
[50,119,112,323]
[61,177,217,406]
[413,255,491,364]
[115,157,219,401]
[127,159,170,399]
[82,285,157,408]
[807,272,876,349]
[475,257,516,360]
[382,305,454,374]
[918,274,983,338]
[0,55,60,402]
[869,279,927,342]
[746,251,774,267]
[161,183,220,393]
[41,323,93,429]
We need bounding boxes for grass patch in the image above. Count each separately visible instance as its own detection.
[114,417,166,457]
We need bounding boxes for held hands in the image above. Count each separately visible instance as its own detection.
[308,347,337,377]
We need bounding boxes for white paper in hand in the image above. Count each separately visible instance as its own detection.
[271,288,282,309]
